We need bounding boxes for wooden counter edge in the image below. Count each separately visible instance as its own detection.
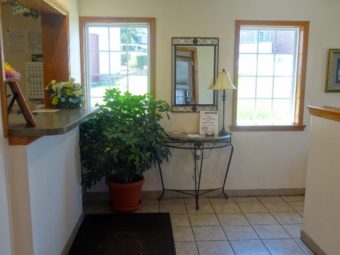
[308,105,340,122]
[8,136,41,145]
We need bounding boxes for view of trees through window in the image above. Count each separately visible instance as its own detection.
[86,24,150,106]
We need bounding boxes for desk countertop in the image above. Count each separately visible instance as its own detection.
[9,106,96,137]
[308,105,340,122]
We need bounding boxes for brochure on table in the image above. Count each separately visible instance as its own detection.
[199,111,218,136]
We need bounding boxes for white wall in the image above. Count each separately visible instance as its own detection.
[303,116,340,255]
[0,107,13,255]
[8,129,83,255]
[79,0,340,192]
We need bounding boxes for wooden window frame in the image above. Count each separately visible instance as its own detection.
[79,17,156,101]
[231,20,309,132]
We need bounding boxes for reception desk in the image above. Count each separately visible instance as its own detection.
[302,106,340,255]
[7,107,95,255]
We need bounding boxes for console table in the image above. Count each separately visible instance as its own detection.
[158,132,234,209]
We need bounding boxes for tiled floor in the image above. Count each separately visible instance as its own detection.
[85,195,315,255]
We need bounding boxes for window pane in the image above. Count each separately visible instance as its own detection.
[237,99,255,124]
[109,27,121,51]
[98,52,109,74]
[273,77,293,98]
[256,77,273,98]
[128,75,148,95]
[239,54,257,75]
[110,52,123,74]
[258,30,275,53]
[257,55,274,76]
[272,99,293,123]
[255,99,272,124]
[114,75,128,92]
[90,85,109,99]
[274,54,294,76]
[89,27,109,51]
[275,30,296,54]
[239,30,258,53]
[238,77,256,98]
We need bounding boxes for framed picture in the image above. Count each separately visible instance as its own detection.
[6,80,36,127]
[326,49,340,92]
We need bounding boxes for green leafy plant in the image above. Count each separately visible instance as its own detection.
[80,88,170,192]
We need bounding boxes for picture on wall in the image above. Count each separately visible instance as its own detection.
[326,48,340,92]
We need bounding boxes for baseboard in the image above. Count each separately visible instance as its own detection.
[300,230,327,255]
[61,213,84,255]
[85,188,305,201]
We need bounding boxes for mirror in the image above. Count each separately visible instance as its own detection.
[172,37,218,112]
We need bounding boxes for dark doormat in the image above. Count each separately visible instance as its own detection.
[68,213,176,255]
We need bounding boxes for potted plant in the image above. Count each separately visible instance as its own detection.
[80,88,170,212]
[45,78,84,109]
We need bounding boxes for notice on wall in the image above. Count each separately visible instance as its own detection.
[8,30,26,53]
[199,111,218,136]
[27,29,42,53]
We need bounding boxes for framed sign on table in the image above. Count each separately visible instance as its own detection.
[6,80,36,127]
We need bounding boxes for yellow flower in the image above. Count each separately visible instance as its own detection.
[65,89,73,96]
[5,63,14,72]
[51,96,59,105]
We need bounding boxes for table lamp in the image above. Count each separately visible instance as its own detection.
[209,69,236,136]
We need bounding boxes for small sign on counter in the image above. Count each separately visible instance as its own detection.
[199,111,218,136]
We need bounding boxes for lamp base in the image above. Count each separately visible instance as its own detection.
[218,129,230,137]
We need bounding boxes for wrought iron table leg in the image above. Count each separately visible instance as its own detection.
[222,144,234,199]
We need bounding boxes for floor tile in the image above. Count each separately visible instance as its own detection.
[253,224,290,239]
[223,225,259,240]
[187,203,214,214]
[281,195,305,202]
[288,201,305,211]
[175,241,199,255]
[233,197,259,203]
[212,203,241,213]
[245,213,278,225]
[197,241,235,255]
[230,240,270,255]
[173,226,195,241]
[189,214,220,226]
[217,213,249,226]
[193,226,227,241]
[262,201,294,212]
[294,238,315,255]
[273,212,303,224]
[282,224,303,238]
[160,203,187,214]
[171,214,190,227]
[258,196,284,203]
[210,197,235,204]
[185,198,211,205]
[238,202,268,213]
[136,201,159,212]
[160,198,185,204]
[263,239,305,255]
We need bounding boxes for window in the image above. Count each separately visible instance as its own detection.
[80,18,155,107]
[232,21,309,131]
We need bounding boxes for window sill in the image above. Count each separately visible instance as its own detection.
[230,125,306,132]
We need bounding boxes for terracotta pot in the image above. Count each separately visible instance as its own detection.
[106,178,144,213]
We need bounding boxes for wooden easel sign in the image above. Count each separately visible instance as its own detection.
[6,80,36,127]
